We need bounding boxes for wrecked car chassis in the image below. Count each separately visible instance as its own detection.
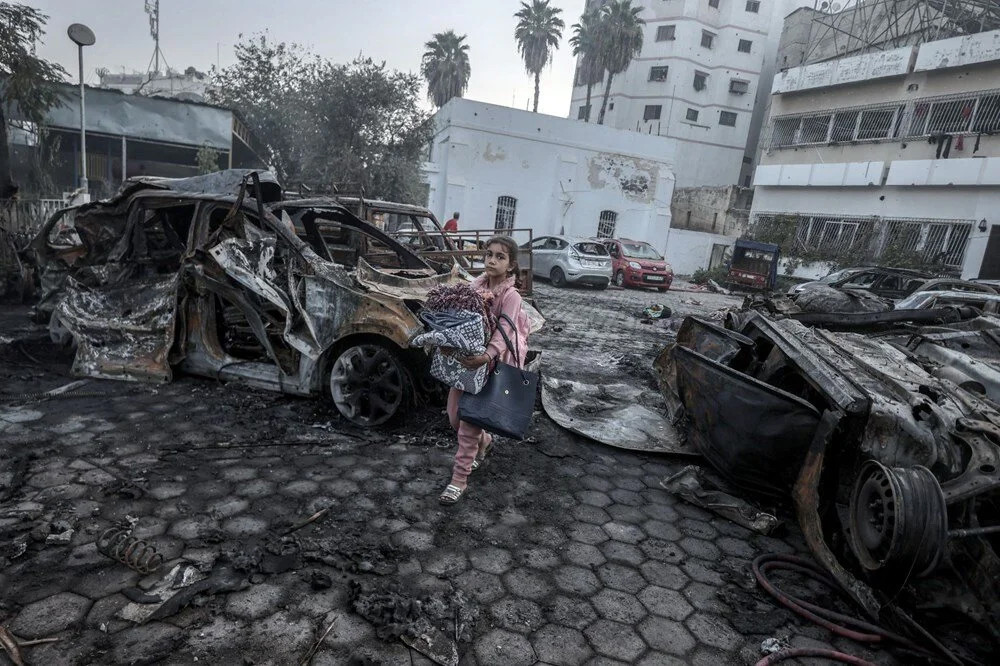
[658,313,1000,654]
[28,172,463,426]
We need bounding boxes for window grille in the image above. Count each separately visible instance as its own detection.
[738,39,752,53]
[495,196,517,231]
[656,25,676,41]
[748,213,974,268]
[746,0,761,12]
[649,66,669,82]
[686,108,700,122]
[766,87,1000,150]
[597,210,618,238]
[729,79,749,94]
[720,111,737,126]
[701,31,715,49]
[644,105,662,121]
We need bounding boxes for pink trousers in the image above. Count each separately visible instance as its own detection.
[447,388,485,485]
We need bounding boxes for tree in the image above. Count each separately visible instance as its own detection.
[195,144,221,174]
[514,0,565,113]
[0,3,67,198]
[596,0,645,125]
[570,8,604,122]
[211,35,432,202]
[421,31,470,108]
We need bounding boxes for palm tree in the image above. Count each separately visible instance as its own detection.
[596,0,645,125]
[514,0,565,113]
[570,8,604,122]
[421,31,470,108]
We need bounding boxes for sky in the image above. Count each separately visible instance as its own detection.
[27,0,583,117]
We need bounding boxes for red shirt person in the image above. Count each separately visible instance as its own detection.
[443,212,460,232]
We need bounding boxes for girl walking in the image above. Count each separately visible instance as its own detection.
[439,235,530,505]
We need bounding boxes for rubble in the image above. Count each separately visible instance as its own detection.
[660,466,781,535]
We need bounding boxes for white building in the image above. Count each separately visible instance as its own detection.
[749,29,1000,281]
[423,99,676,256]
[98,67,212,103]
[568,0,776,188]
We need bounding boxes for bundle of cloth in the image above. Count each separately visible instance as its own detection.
[411,284,496,394]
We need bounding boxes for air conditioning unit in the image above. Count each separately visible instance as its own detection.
[730,80,749,94]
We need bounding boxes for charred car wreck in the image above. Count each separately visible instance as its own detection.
[657,313,1000,660]
[27,170,477,426]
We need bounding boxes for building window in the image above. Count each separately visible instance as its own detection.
[720,111,738,126]
[597,210,618,239]
[649,66,669,82]
[701,31,715,49]
[644,105,663,121]
[578,104,591,120]
[738,39,753,53]
[656,25,676,41]
[709,0,720,7]
[746,0,760,12]
[693,71,708,91]
[686,108,700,122]
[729,79,749,94]
[495,196,517,231]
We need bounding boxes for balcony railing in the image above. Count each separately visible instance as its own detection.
[764,87,1000,151]
[747,212,973,269]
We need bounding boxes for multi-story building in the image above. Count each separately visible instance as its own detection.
[568,0,776,188]
[98,67,212,103]
[749,27,1000,280]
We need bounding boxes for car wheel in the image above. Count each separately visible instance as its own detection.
[551,267,566,288]
[328,343,408,426]
[597,280,610,290]
[614,270,625,287]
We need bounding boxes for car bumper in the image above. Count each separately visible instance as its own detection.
[566,265,613,285]
[625,270,673,288]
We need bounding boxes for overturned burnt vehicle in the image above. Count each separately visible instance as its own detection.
[657,313,1000,660]
[26,170,476,426]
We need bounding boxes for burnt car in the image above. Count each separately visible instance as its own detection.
[657,314,1000,658]
[27,170,471,426]
[794,266,995,301]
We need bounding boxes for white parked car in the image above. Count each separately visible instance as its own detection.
[524,235,613,289]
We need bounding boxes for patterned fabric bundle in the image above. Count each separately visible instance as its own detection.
[411,284,493,394]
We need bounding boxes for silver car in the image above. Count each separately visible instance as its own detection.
[527,235,613,288]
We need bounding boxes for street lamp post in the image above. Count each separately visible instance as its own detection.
[67,23,96,195]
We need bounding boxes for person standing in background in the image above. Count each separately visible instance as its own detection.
[443,212,460,232]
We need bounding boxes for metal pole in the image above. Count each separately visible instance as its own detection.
[78,43,88,193]
[121,136,127,183]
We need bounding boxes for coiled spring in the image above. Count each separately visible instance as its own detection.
[96,527,164,574]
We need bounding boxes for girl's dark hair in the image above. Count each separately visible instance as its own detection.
[485,235,522,288]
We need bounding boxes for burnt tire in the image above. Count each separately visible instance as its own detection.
[328,343,409,426]
[614,270,625,287]
[551,267,567,288]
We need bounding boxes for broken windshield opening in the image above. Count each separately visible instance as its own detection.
[622,242,662,260]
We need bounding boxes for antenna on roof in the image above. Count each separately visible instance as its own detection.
[143,0,169,79]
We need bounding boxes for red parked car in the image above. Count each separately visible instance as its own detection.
[600,238,674,291]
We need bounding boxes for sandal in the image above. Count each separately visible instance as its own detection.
[471,433,494,472]
[439,484,465,505]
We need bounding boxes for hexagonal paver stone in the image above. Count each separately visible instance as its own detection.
[642,502,678,522]
[639,586,694,621]
[642,519,682,542]
[602,522,645,545]
[503,568,553,601]
[639,561,688,591]
[679,537,721,562]
[592,589,648,624]
[222,515,269,537]
[393,529,434,551]
[580,475,614,492]
[490,597,545,634]
[475,628,536,666]
[226,583,285,620]
[111,622,181,664]
[523,525,567,548]
[608,489,643,506]
[554,566,601,596]
[236,479,275,499]
[422,550,468,577]
[573,504,611,525]
[584,619,646,662]
[563,542,606,569]
[639,538,684,564]
[470,546,514,575]
[606,504,646,525]
[531,625,593,665]
[8,592,92,639]
[597,563,646,594]
[518,547,560,570]
[456,570,505,604]
[547,595,598,631]
[575,490,613,508]
[599,541,645,567]
[638,616,696,656]
[718,535,756,559]
[684,614,743,651]
[682,560,724,586]
[568,524,609,546]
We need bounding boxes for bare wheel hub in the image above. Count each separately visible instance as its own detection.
[329,344,404,426]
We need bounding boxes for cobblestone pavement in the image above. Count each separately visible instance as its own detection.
[0,283,897,665]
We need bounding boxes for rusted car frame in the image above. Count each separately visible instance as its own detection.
[27,171,467,426]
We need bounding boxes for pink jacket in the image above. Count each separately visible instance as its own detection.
[473,275,530,368]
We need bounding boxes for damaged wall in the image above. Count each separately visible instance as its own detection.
[670,186,752,237]
[423,99,676,254]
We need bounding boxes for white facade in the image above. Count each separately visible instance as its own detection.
[98,68,212,103]
[423,99,676,256]
[568,0,776,188]
[750,29,1000,280]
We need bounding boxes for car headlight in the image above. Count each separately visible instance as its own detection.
[628,261,641,270]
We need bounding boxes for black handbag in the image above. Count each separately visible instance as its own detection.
[458,313,538,440]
